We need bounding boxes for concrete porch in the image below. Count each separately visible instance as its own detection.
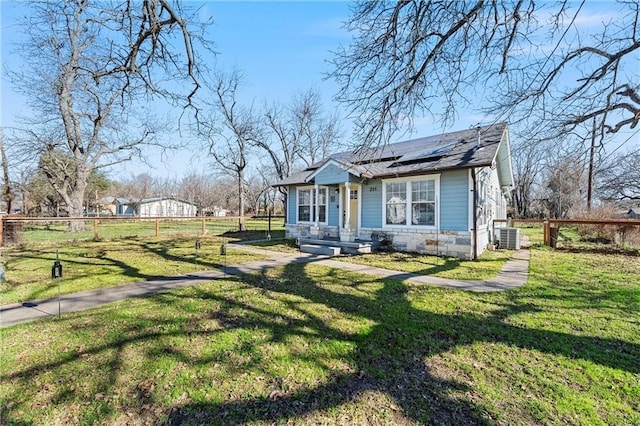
[297,237,372,256]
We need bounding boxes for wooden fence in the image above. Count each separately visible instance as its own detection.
[0,215,284,247]
[494,218,640,247]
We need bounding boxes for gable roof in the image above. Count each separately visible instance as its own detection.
[276,123,513,187]
[136,197,198,206]
[104,196,199,206]
[303,158,374,183]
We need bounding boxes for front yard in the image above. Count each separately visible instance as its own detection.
[1,242,638,424]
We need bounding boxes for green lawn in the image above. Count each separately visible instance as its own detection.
[12,217,284,245]
[1,247,638,425]
[248,239,510,281]
[0,235,264,304]
[334,249,511,280]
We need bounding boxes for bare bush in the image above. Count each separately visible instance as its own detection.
[572,205,640,247]
[2,219,24,246]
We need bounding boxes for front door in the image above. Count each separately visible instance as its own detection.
[348,186,359,233]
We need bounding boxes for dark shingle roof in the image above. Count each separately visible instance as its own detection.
[275,123,508,186]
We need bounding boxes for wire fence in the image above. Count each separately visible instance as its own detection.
[495,218,640,252]
[1,216,286,247]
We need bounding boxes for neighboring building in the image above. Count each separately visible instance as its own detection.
[626,207,640,219]
[100,196,198,217]
[274,123,514,259]
[201,206,231,217]
[99,197,130,216]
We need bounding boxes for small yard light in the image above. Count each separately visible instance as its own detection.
[51,260,63,279]
[51,251,63,318]
[220,244,226,256]
[195,237,202,269]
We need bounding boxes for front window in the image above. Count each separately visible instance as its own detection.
[384,177,438,228]
[297,187,328,223]
[317,188,327,222]
[411,180,435,226]
[298,189,311,222]
[385,182,406,225]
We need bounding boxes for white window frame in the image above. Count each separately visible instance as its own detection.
[296,186,328,224]
[476,168,490,227]
[381,174,440,230]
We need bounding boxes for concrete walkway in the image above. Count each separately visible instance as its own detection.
[0,245,530,327]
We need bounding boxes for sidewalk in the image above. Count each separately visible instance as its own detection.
[0,245,530,327]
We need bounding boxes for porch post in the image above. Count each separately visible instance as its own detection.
[338,185,343,229]
[344,181,350,229]
[314,184,319,225]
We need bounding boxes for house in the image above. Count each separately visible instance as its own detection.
[626,208,640,219]
[274,123,514,259]
[101,196,198,217]
[201,206,231,217]
[99,197,131,216]
[134,197,198,217]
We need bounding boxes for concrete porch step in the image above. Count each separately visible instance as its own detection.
[300,244,341,256]
[299,238,372,255]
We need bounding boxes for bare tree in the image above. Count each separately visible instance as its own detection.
[202,69,263,231]
[25,172,64,216]
[511,139,546,218]
[6,0,211,229]
[258,89,343,221]
[113,173,161,215]
[261,102,302,185]
[291,90,342,167]
[177,172,219,214]
[331,1,640,147]
[244,166,278,216]
[541,156,586,219]
[597,149,640,203]
[0,131,11,214]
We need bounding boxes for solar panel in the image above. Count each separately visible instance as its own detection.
[394,140,457,164]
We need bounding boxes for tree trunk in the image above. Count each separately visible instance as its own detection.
[65,171,88,231]
[0,134,11,214]
[237,171,245,231]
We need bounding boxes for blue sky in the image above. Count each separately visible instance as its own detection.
[1,1,637,181]
[1,1,356,179]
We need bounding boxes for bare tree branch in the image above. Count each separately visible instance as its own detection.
[5,0,212,228]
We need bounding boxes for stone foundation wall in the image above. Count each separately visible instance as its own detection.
[286,224,339,239]
[287,224,476,259]
[359,227,474,259]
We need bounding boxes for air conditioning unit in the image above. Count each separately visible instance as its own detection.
[499,227,520,250]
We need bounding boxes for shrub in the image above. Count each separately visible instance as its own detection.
[2,218,24,246]
[572,205,640,248]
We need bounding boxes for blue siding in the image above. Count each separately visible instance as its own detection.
[440,170,469,231]
[287,186,297,224]
[314,164,350,185]
[361,179,383,228]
